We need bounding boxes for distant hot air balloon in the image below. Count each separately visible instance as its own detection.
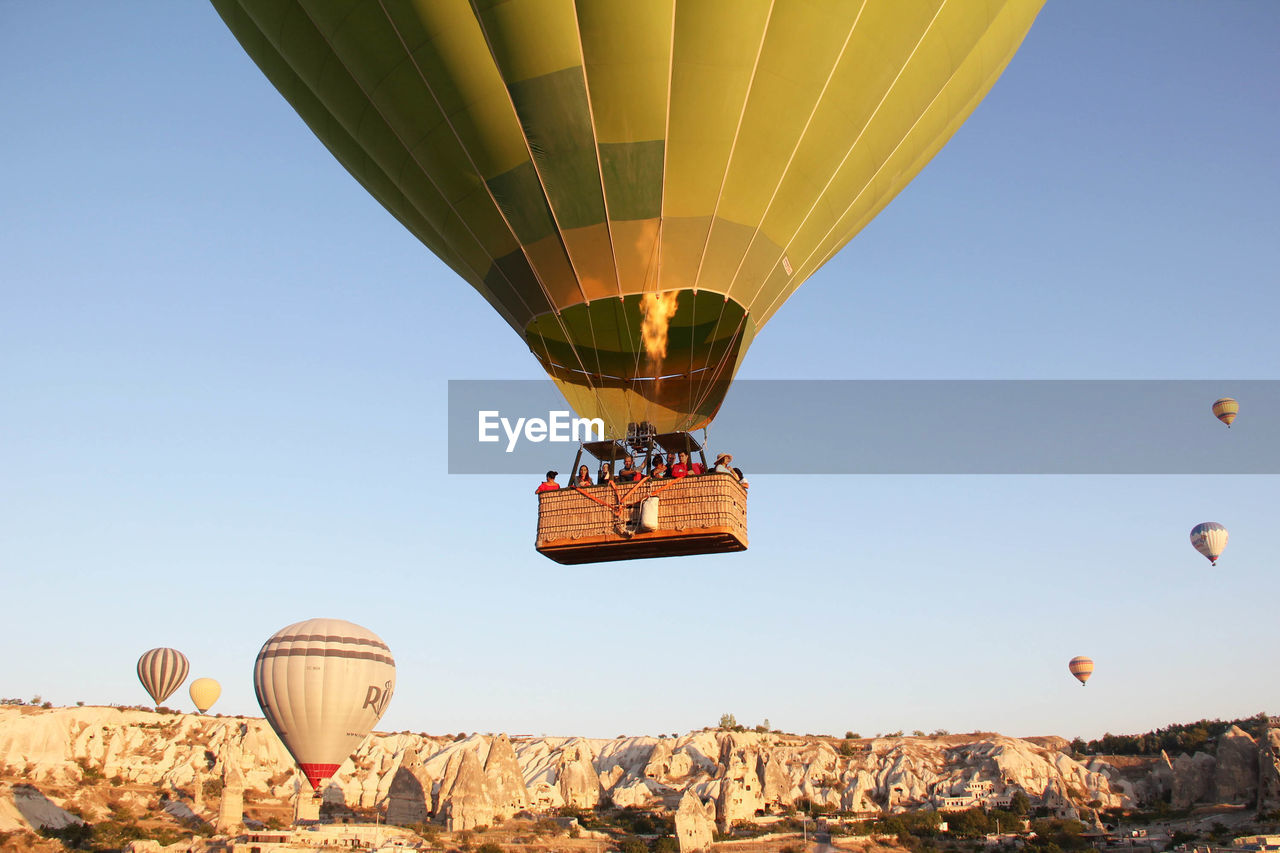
[1212,398,1239,427]
[1190,522,1228,565]
[136,648,189,706]
[253,618,396,792]
[189,678,222,714]
[211,1,1046,436]
[1068,656,1094,687]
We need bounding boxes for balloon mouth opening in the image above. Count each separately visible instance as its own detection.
[300,763,340,791]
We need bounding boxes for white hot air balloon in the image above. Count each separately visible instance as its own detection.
[136,648,189,706]
[253,618,396,791]
[1190,522,1228,566]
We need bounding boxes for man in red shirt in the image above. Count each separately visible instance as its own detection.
[670,455,688,478]
[535,471,560,493]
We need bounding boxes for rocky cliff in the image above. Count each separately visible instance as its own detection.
[2,706,1274,839]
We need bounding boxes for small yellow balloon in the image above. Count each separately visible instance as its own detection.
[1068,656,1094,686]
[1212,397,1239,427]
[188,677,221,714]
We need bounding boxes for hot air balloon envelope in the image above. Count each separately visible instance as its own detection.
[211,0,1045,435]
[189,677,222,714]
[1068,656,1093,686]
[137,648,189,706]
[1212,398,1239,427]
[253,618,396,791]
[1190,522,1228,565]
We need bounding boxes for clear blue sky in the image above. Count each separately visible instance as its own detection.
[3,2,1279,741]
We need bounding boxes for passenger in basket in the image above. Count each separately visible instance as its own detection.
[597,463,614,485]
[670,454,689,478]
[535,471,560,493]
[650,456,668,479]
[716,453,749,489]
[681,450,705,476]
[618,454,638,480]
[619,455,644,482]
[574,465,592,487]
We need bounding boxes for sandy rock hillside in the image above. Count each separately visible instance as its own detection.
[4,707,1278,835]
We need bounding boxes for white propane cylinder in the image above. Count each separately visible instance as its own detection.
[638,497,660,532]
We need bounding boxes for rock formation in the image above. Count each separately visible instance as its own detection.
[555,740,602,809]
[674,789,715,853]
[644,740,673,783]
[759,749,794,809]
[1172,752,1216,809]
[716,737,763,830]
[4,705,1264,829]
[215,740,244,835]
[439,748,494,831]
[0,783,84,833]
[1259,719,1280,813]
[1214,725,1258,803]
[484,734,529,819]
[386,746,431,826]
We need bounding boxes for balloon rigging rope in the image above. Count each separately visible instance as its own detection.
[689,313,750,425]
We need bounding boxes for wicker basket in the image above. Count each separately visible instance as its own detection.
[536,473,748,564]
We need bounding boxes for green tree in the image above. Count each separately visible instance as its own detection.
[719,713,737,729]
[619,838,647,853]
[655,837,679,853]
[946,808,993,838]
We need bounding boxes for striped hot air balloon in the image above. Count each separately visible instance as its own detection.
[1212,398,1239,427]
[136,648,190,706]
[1068,656,1094,687]
[253,618,396,792]
[189,677,222,714]
[210,0,1046,437]
[1190,522,1228,566]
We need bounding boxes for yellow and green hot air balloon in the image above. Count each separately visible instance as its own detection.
[211,0,1045,436]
